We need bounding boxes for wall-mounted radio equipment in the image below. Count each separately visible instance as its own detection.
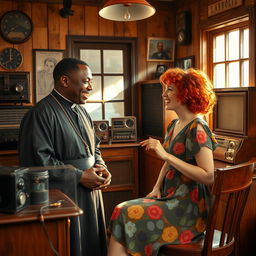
[0,72,29,103]
[0,106,31,150]
[0,167,30,213]
[111,116,137,142]
[93,120,109,143]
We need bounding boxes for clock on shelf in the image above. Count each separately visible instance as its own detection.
[0,10,33,44]
[0,48,23,70]
[176,11,191,45]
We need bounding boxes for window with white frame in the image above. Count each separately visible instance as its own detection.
[212,26,249,88]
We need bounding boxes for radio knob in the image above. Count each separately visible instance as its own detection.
[229,141,236,149]
[99,122,107,131]
[17,177,25,189]
[15,84,24,93]
[17,192,26,206]
[125,119,134,128]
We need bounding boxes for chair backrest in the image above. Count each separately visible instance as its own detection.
[202,161,255,256]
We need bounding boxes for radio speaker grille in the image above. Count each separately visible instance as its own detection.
[0,107,30,126]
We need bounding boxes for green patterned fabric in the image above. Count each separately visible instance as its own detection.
[108,117,217,256]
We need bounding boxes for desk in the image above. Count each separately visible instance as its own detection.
[0,189,83,256]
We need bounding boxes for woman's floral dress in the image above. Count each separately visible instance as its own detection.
[108,117,217,256]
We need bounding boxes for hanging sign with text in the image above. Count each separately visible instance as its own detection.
[208,0,243,17]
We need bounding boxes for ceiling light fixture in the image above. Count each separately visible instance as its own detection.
[99,0,156,21]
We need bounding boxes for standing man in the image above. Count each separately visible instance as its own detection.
[19,58,111,256]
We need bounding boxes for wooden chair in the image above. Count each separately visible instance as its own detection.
[159,161,255,256]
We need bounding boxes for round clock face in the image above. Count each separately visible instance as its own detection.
[0,48,23,70]
[0,10,33,44]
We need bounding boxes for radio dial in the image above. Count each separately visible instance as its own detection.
[15,84,24,93]
[125,119,134,128]
[17,191,26,206]
[99,122,107,131]
[17,177,25,189]
[229,141,236,149]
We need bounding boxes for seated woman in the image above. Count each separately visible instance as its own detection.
[108,68,217,256]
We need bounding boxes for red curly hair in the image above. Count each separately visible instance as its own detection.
[160,68,216,114]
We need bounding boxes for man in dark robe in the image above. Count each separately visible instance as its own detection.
[19,58,111,256]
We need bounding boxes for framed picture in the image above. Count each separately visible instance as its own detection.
[33,49,65,102]
[174,56,195,70]
[155,64,168,78]
[147,37,175,62]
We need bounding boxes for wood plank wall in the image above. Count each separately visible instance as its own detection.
[0,0,175,104]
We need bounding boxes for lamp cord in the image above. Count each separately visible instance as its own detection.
[39,200,65,256]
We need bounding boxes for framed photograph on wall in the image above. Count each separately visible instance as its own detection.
[147,37,175,62]
[174,56,195,69]
[155,64,168,78]
[33,49,65,102]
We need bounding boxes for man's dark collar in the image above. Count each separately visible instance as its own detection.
[52,89,73,107]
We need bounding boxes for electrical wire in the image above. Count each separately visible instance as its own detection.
[39,200,65,256]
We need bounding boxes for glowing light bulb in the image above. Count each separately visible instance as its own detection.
[123,6,131,20]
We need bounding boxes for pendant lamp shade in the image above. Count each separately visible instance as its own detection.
[99,0,156,21]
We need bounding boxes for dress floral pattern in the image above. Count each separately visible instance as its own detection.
[108,117,217,256]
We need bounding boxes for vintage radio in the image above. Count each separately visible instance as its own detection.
[111,116,137,142]
[0,72,30,103]
[0,167,30,213]
[0,106,31,150]
[213,135,256,164]
[93,120,109,143]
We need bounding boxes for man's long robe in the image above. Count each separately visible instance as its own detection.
[19,89,108,256]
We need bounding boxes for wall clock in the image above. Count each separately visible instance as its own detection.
[176,11,191,45]
[0,10,33,44]
[0,48,23,70]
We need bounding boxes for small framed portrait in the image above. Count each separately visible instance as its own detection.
[147,37,175,62]
[174,56,195,70]
[33,49,65,102]
[155,64,168,78]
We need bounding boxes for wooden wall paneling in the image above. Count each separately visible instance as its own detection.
[84,6,99,36]
[137,20,147,81]
[16,1,33,103]
[146,11,165,80]
[124,21,137,37]
[32,3,48,49]
[16,2,33,71]
[114,21,124,37]
[99,16,114,36]
[58,4,68,50]
[68,5,85,35]
[0,1,14,72]
[48,4,61,49]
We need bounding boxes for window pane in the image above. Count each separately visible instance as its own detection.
[105,102,124,122]
[213,64,225,88]
[227,30,239,60]
[80,49,101,73]
[104,76,124,100]
[84,103,102,120]
[103,50,123,74]
[89,76,102,101]
[214,34,225,62]
[228,62,240,87]
[242,60,249,87]
[242,28,249,58]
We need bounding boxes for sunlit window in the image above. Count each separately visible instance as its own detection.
[213,27,249,88]
[80,49,126,121]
